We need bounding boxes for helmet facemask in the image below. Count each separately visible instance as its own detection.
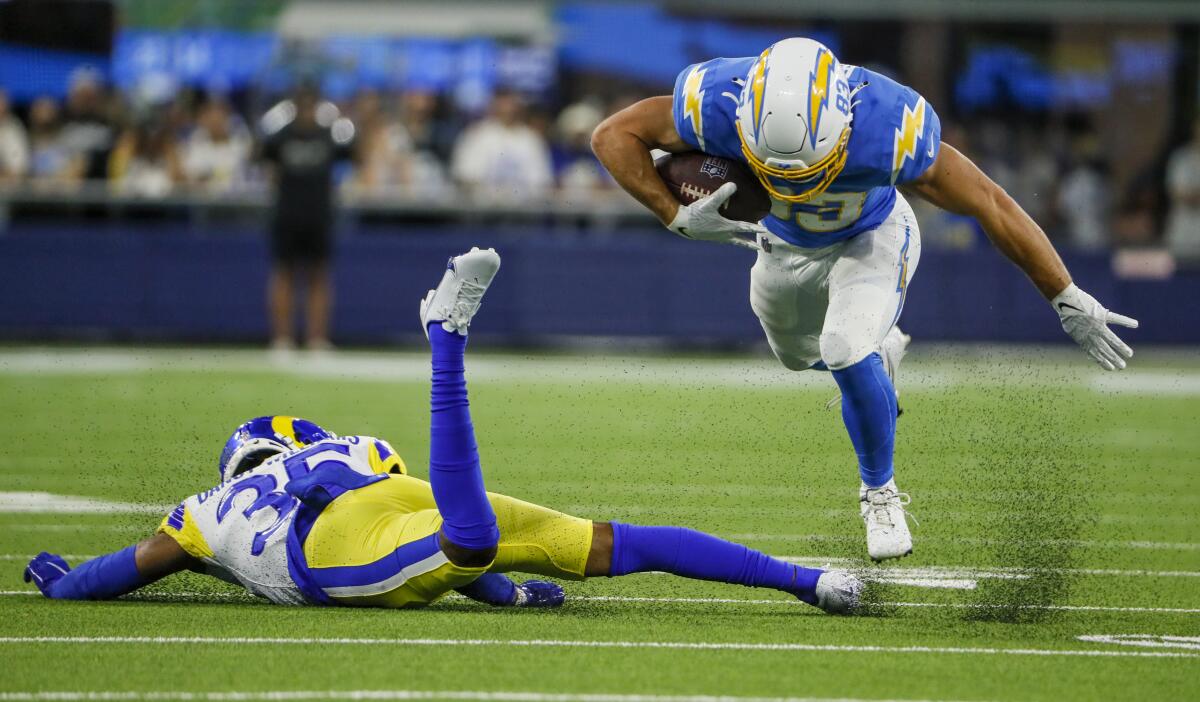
[218,415,336,483]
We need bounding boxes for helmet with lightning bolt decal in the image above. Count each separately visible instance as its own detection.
[735,37,854,204]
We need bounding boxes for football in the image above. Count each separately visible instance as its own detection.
[655,151,772,223]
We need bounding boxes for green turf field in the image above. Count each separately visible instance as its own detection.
[1,345,1198,702]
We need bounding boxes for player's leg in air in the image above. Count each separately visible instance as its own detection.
[750,199,920,562]
[399,248,861,613]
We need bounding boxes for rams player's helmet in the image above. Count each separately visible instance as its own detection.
[218,415,335,482]
[736,37,854,204]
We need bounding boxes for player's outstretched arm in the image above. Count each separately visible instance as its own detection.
[592,97,764,246]
[591,96,690,225]
[24,533,196,601]
[903,144,1138,370]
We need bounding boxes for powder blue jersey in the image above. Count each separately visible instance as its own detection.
[672,56,941,248]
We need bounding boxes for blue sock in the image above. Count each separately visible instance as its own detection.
[609,523,823,604]
[428,324,499,551]
[831,353,897,487]
[46,546,145,600]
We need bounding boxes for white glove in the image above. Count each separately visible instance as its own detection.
[1052,283,1138,371]
[667,182,764,250]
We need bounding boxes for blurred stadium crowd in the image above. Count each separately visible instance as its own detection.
[0,1,1198,264]
[0,72,620,204]
[3,70,1199,261]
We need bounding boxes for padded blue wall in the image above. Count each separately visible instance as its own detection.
[0,222,1194,346]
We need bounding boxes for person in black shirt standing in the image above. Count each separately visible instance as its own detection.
[261,85,354,351]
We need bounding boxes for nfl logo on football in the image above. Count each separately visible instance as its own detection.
[700,157,729,180]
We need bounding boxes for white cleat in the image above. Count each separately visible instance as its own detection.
[813,570,863,615]
[420,247,501,336]
[826,326,912,411]
[861,478,914,561]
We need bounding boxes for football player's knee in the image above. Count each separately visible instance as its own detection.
[439,533,498,568]
[585,521,615,577]
[764,335,817,371]
[819,330,872,371]
[773,348,811,371]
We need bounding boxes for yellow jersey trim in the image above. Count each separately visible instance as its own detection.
[157,504,215,560]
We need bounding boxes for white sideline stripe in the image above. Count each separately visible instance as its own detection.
[3,553,1197,580]
[0,492,171,515]
[0,555,104,561]
[0,691,975,702]
[1091,374,1200,396]
[3,590,1197,615]
[729,534,1200,551]
[1076,634,1200,650]
[781,558,1200,580]
[3,347,1198,396]
[0,524,144,532]
[0,591,253,601]
[872,578,977,590]
[321,552,450,599]
[575,596,1200,615]
[1,636,1196,659]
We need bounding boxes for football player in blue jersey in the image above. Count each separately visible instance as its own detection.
[24,248,862,615]
[591,38,1138,561]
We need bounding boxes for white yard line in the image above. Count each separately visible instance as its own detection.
[4,549,1195,578]
[0,555,105,562]
[0,591,253,601]
[775,558,1200,580]
[0,493,172,515]
[727,534,1200,552]
[2,347,1198,395]
[575,596,1200,615]
[0,691,979,702]
[1076,634,1200,650]
[0,524,146,532]
[2,553,1196,580]
[0,636,1195,659]
[2,590,1196,615]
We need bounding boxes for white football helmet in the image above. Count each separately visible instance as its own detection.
[736,38,854,203]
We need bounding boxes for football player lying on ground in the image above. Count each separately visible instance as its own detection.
[24,248,862,614]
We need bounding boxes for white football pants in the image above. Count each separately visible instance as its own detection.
[749,193,921,371]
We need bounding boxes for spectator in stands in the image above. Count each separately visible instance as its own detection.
[347,89,395,193]
[350,90,458,194]
[26,97,85,188]
[399,90,459,164]
[552,99,609,197]
[260,84,355,352]
[183,99,251,192]
[60,68,116,181]
[1010,126,1061,225]
[377,90,456,196]
[1165,119,1200,266]
[1056,130,1109,251]
[450,89,552,202]
[108,116,183,197]
[0,90,29,185]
